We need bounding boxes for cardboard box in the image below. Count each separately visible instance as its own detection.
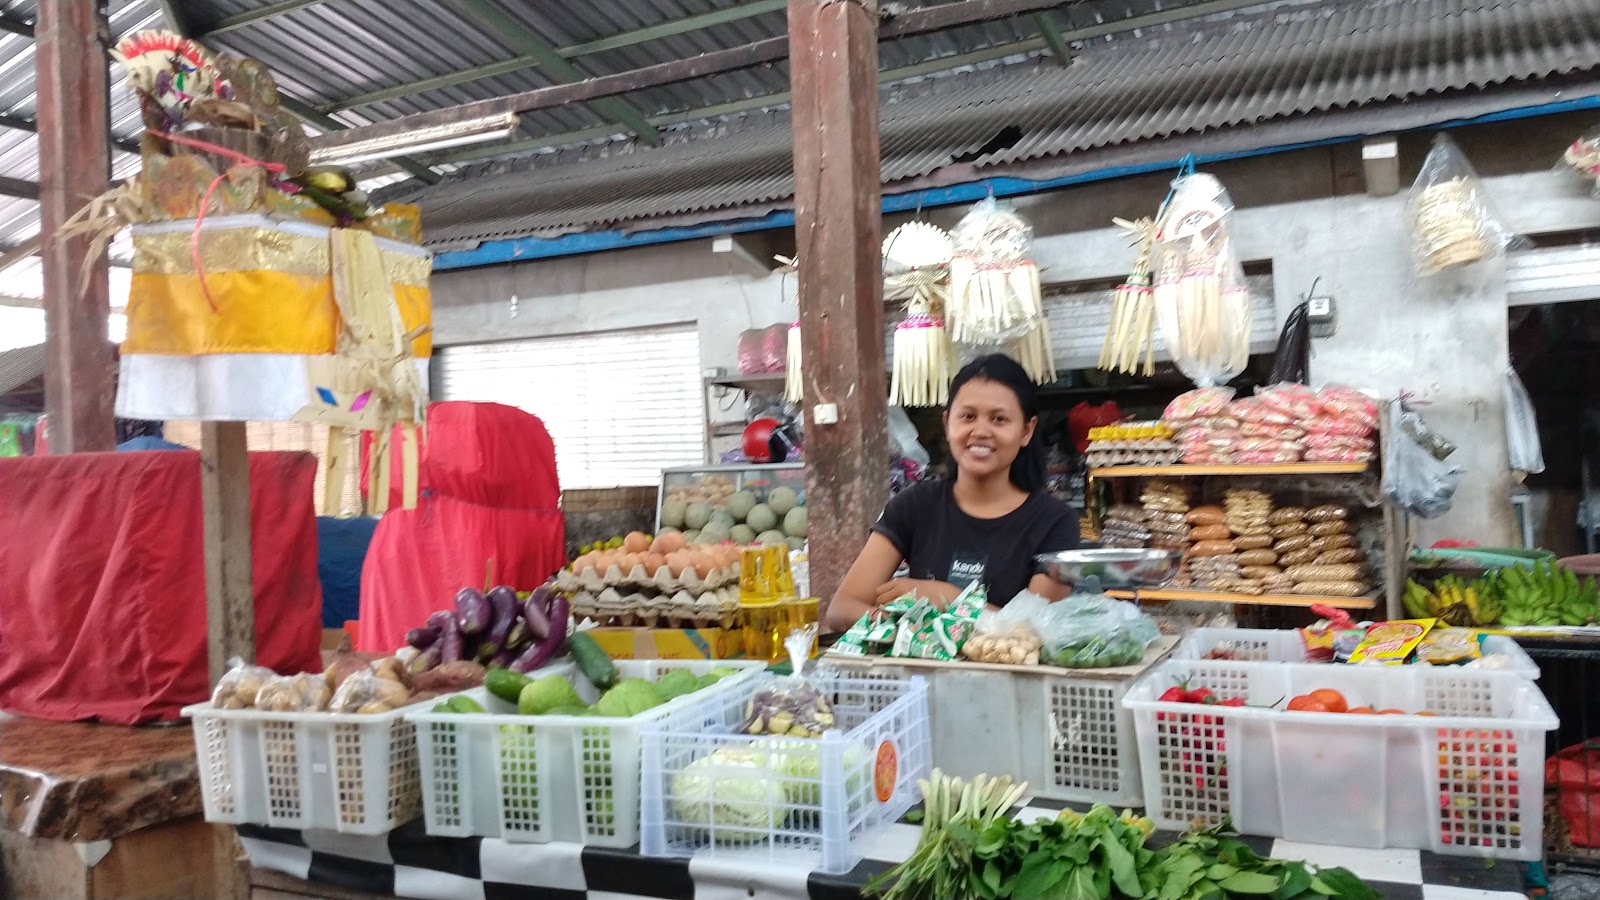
[585,627,743,660]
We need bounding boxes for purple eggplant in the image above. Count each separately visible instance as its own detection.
[510,597,570,674]
[481,586,519,652]
[491,648,519,669]
[408,645,441,676]
[435,609,465,664]
[529,583,555,614]
[454,587,490,635]
[522,593,551,642]
[504,618,531,652]
[406,625,442,650]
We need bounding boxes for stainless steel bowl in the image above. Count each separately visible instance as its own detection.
[1035,549,1182,591]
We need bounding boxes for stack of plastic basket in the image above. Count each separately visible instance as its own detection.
[1125,628,1556,859]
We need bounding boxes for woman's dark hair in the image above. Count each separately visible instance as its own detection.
[947,353,1045,493]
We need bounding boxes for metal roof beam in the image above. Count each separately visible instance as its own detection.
[316,0,1273,153]
[1033,11,1072,64]
[0,13,33,38]
[0,176,39,200]
[456,0,660,145]
[193,0,332,36]
[0,112,140,157]
[321,0,787,113]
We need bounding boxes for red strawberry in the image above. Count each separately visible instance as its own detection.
[1159,686,1188,703]
[1187,687,1216,704]
[1220,697,1246,707]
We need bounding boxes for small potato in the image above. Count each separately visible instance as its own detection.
[357,701,393,714]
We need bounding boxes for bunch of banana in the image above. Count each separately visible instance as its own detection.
[1497,562,1598,627]
[1404,574,1505,626]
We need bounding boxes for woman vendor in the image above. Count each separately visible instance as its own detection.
[826,354,1080,630]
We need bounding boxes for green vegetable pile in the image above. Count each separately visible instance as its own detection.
[1051,634,1147,669]
[866,769,1379,900]
[670,738,872,840]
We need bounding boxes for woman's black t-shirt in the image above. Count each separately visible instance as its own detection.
[871,479,1080,607]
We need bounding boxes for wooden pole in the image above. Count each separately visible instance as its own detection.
[202,422,255,684]
[789,0,888,611]
[35,0,114,453]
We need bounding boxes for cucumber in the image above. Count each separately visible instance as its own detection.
[485,667,531,705]
[447,695,486,714]
[568,631,617,690]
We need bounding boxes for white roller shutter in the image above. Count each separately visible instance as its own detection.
[436,324,705,489]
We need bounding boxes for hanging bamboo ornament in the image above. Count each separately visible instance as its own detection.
[784,321,803,404]
[1150,173,1251,388]
[1098,217,1158,376]
[883,222,956,407]
[947,200,1041,346]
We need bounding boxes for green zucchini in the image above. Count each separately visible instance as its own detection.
[568,631,617,690]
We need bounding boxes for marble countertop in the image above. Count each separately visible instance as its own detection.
[0,714,200,841]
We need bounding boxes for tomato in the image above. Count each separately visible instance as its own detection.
[1186,687,1216,704]
[1378,708,1407,715]
[1347,706,1377,714]
[1308,689,1348,713]
[1159,686,1188,703]
[1220,697,1246,707]
[1287,695,1330,712]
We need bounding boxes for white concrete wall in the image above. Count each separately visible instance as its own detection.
[428,151,1600,545]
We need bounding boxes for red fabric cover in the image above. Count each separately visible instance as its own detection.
[360,402,561,511]
[1548,744,1600,848]
[0,451,324,724]
[356,496,566,652]
[356,402,567,653]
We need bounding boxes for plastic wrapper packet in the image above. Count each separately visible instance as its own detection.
[1305,415,1374,439]
[743,625,835,737]
[1407,133,1527,275]
[1162,387,1235,422]
[212,657,277,709]
[1254,383,1323,420]
[327,665,411,713]
[1505,366,1545,475]
[1317,386,1379,429]
[1032,594,1160,669]
[1240,421,1307,441]
[1229,397,1296,427]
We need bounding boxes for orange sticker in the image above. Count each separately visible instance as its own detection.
[873,740,898,803]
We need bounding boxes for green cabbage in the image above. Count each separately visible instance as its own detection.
[670,747,785,839]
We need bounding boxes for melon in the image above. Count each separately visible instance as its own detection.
[684,502,713,531]
[787,537,806,553]
[657,526,681,536]
[700,524,731,545]
[767,486,799,517]
[782,506,808,538]
[729,524,757,545]
[683,529,702,545]
[755,530,787,547]
[745,503,778,533]
[725,490,757,523]
[660,500,688,530]
[708,510,736,532]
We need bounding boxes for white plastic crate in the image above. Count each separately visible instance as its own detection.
[1124,657,1558,860]
[638,668,930,874]
[825,643,1175,807]
[406,659,765,846]
[183,662,575,836]
[1173,626,1541,679]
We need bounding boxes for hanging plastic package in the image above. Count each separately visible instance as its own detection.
[947,200,1055,384]
[1504,366,1545,475]
[1560,125,1600,197]
[1407,134,1527,276]
[1381,398,1463,518]
[1151,172,1252,387]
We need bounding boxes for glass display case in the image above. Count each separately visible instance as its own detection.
[656,463,807,542]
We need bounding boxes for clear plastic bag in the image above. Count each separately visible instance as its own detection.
[946,198,1042,345]
[1381,399,1463,518]
[1504,366,1545,475]
[211,657,276,709]
[1151,173,1251,387]
[1163,386,1235,421]
[328,665,410,714]
[1407,134,1526,275]
[742,625,835,737]
[1031,594,1159,669]
[1317,385,1379,430]
[1255,383,1323,420]
[255,672,333,712]
[1560,126,1600,197]
[887,405,930,466]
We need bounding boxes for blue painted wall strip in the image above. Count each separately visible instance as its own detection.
[433,95,1600,272]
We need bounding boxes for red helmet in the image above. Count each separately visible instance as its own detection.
[743,417,782,462]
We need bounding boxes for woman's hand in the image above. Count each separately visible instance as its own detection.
[874,578,962,610]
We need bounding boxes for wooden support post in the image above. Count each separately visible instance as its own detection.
[789,0,888,611]
[201,422,255,684]
[35,0,114,453]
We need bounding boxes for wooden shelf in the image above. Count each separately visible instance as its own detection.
[1089,462,1371,478]
[1107,587,1378,610]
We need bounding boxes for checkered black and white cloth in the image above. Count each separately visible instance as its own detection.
[238,796,1527,900]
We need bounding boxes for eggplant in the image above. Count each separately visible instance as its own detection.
[408,645,441,676]
[435,609,465,664]
[406,625,441,650]
[529,583,555,614]
[522,593,551,642]
[481,586,519,653]
[510,596,570,674]
[504,618,530,652]
[454,587,490,635]
[491,648,519,669]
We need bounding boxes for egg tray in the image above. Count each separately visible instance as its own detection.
[568,585,739,629]
[552,561,738,595]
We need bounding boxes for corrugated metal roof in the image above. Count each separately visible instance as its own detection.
[0,341,43,397]
[386,0,1600,249]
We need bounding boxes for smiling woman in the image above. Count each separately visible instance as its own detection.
[825,354,1080,630]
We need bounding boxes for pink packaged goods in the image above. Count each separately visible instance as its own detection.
[1254,383,1323,420]
[1164,387,1236,422]
[1230,396,1297,426]
[1306,415,1374,439]
[1240,421,1306,440]
[1317,385,1379,429]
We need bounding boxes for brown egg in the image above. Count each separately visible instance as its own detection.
[644,552,666,576]
[623,531,651,554]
